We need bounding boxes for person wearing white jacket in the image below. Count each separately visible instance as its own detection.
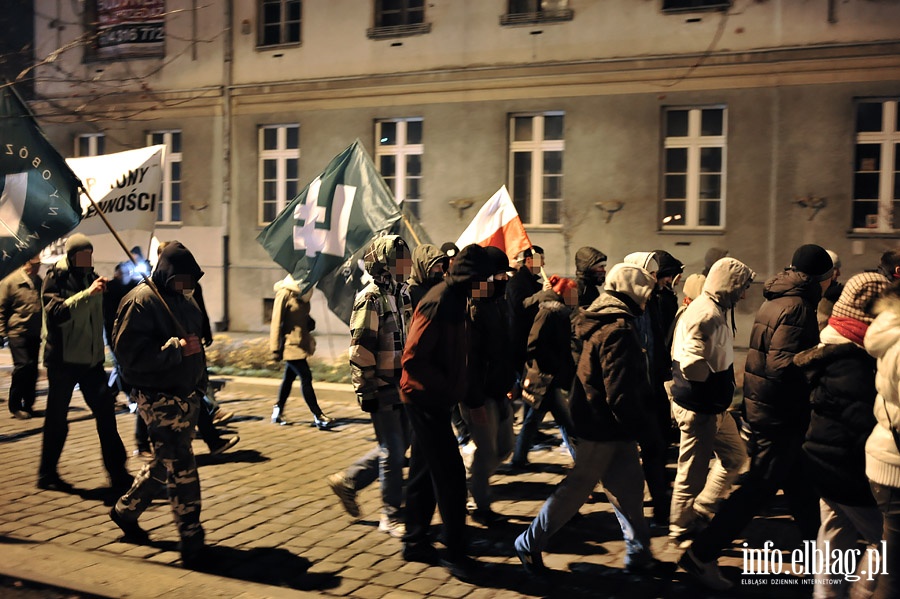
[864,282,900,599]
[668,257,754,547]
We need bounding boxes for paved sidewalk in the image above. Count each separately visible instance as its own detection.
[0,349,813,598]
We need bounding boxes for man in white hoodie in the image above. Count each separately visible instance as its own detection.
[668,257,754,547]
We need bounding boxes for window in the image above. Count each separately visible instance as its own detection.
[661,107,726,229]
[852,100,900,231]
[662,0,731,12]
[75,133,105,157]
[258,0,301,47]
[259,125,300,224]
[148,130,182,223]
[375,119,423,218]
[501,0,574,26]
[368,0,431,39]
[508,113,564,225]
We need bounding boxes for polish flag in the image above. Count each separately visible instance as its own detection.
[456,186,532,264]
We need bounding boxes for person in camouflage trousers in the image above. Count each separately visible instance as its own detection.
[327,235,413,539]
[108,242,209,568]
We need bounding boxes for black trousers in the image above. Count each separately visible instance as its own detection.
[276,359,322,416]
[690,426,820,563]
[7,335,39,413]
[403,402,468,558]
[38,362,129,485]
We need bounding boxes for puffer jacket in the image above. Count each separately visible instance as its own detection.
[42,257,105,367]
[568,264,655,442]
[797,331,877,506]
[349,235,409,408]
[743,269,822,431]
[406,244,447,311]
[671,257,755,414]
[112,242,207,397]
[864,298,900,489]
[270,276,316,361]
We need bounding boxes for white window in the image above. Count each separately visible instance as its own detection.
[148,130,182,223]
[258,0,301,47]
[75,133,105,157]
[662,106,726,229]
[852,100,900,231]
[259,124,300,224]
[375,119,423,218]
[509,112,564,225]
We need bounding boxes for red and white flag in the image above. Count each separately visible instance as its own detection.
[455,186,532,264]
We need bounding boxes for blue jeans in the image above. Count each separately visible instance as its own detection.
[515,439,653,568]
[345,402,410,519]
[513,386,576,463]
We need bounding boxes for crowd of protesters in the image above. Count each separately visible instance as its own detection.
[11,232,900,596]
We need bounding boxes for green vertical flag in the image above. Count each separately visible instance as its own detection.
[257,139,403,300]
[0,84,82,280]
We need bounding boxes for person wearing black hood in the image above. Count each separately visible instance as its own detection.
[108,241,210,567]
[37,234,131,493]
[400,243,493,579]
[406,243,449,311]
[574,246,607,308]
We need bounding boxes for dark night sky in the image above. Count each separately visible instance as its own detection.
[0,0,35,97]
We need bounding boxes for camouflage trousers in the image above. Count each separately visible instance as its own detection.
[115,389,203,549]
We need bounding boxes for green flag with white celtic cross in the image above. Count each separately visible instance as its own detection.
[256,139,402,297]
[0,84,82,280]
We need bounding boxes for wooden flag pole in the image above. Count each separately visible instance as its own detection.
[400,212,421,247]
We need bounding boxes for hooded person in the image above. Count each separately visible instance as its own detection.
[796,272,890,596]
[574,246,608,308]
[515,263,667,575]
[400,244,493,579]
[507,245,548,375]
[269,275,331,429]
[702,248,729,277]
[38,233,131,494]
[328,234,412,540]
[109,241,211,567]
[668,257,755,547]
[407,243,449,311]
[682,244,834,591]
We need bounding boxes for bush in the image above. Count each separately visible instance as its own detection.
[205,334,350,383]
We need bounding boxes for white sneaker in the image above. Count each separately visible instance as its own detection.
[379,515,406,538]
[678,548,732,591]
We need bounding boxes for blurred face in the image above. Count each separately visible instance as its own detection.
[471,280,492,298]
[390,249,412,284]
[72,249,93,268]
[525,253,544,273]
[563,287,578,307]
[169,274,195,295]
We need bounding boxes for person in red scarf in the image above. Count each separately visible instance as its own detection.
[795,272,890,597]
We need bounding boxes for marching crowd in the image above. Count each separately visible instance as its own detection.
[5,231,900,597]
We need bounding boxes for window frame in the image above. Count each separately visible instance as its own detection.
[660,105,727,231]
[500,0,574,26]
[257,0,302,48]
[661,0,731,13]
[147,130,182,224]
[508,112,565,227]
[368,0,431,39]
[75,133,105,157]
[852,98,900,233]
[374,118,424,218]
[258,124,301,226]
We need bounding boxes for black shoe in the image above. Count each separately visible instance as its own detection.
[181,545,211,570]
[624,557,676,576]
[37,475,74,492]
[109,507,150,544]
[402,542,440,565]
[440,555,481,582]
[470,508,506,528]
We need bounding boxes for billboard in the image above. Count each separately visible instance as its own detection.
[85,0,166,61]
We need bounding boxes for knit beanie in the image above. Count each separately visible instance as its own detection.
[789,244,834,282]
[483,245,511,275]
[831,272,890,324]
[65,233,93,255]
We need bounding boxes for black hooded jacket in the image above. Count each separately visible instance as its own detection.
[575,247,608,308]
[112,242,207,397]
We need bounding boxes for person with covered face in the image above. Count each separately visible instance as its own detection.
[37,234,131,493]
[406,243,449,311]
[668,257,755,548]
[574,246,607,308]
[514,263,664,575]
[399,244,494,580]
[108,241,209,567]
[328,235,412,539]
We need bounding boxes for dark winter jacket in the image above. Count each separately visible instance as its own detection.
[401,244,492,410]
[0,267,42,340]
[112,242,207,397]
[796,339,877,506]
[568,267,656,443]
[743,269,822,431]
[526,295,576,391]
[507,265,545,369]
[575,246,607,308]
[465,294,516,409]
[42,257,105,367]
[407,244,447,311]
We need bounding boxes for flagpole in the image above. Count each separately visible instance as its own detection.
[80,185,188,338]
[400,212,421,247]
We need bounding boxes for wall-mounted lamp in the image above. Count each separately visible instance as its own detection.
[241,19,251,35]
[794,195,827,221]
[448,198,475,220]
[594,200,624,223]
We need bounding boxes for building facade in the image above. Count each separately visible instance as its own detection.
[29,0,900,340]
